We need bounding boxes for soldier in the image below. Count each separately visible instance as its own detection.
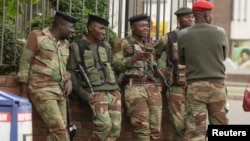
[67,14,122,141]
[153,7,194,141]
[112,14,162,141]
[178,0,229,140]
[17,11,76,141]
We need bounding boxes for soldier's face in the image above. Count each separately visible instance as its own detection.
[131,20,150,38]
[178,14,194,28]
[89,22,107,41]
[60,22,75,40]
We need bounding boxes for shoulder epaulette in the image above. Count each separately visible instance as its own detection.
[216,26,226,35]
[177,28,188,38]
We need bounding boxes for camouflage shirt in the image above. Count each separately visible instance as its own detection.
[17,28,71,94]
[112,35,156,79]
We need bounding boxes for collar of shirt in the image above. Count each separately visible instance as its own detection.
[130,35,146,47]
[42,28,68,47]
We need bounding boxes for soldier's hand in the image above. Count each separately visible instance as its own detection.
[144,51,151,58]
[112,39,123,54]
[64,79,73,96]
[131,52,151,63]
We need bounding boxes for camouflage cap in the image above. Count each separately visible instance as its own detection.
[174,7,193,16]
[87,14,109,26]
[55,11,77,23]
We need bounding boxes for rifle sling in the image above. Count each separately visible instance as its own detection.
[167,31,179,85]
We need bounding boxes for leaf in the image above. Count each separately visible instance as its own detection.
[6,0,17,18]
[20,0,40,4]
[4,0,25,19]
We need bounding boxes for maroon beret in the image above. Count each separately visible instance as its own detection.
[192,0,214,11]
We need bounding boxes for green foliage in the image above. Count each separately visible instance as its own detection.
[0,0,40,19]
[0,20,24,75]
[52,0,118,46]
[24,0,118,49]
[0,0,119,75]
[25,14,53,34]
[20,0,40,3]
[108,29,118,48]
[0,0,40,75]
[27,0,118,45]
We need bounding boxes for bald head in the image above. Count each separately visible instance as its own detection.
[193,10,212,24]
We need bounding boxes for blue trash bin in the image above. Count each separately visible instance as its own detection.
[0,90,32,141]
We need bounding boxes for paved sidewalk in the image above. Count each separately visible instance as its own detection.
[226,81,246,100]
[227,93,244,101]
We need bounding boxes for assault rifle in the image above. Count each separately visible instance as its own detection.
[66,98,77,141]
[152,65,171,91]
[78,63,95,96]
[146,52,171,92]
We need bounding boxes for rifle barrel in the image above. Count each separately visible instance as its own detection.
[78,63,95,96]
[153,65,171,90]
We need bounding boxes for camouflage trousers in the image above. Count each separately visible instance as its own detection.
[29,91,69,141]
[88,90,122,141]
[183,81,229,141]
[124,83,162,141]
[166,85,186,141]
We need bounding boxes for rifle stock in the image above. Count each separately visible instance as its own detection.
[78,63,95,96]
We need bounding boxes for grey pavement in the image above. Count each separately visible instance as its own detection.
[227,99,250,124]
[213,81,250,124]
[220,80,249,124]
[226,81,246,100]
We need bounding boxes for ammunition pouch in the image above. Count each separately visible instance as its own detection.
[166,62,186,86]
[166,31,187,87]
[177,64,186,86]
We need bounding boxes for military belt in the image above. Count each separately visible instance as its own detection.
[123,77,153,85]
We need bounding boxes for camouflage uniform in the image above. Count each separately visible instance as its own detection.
[184,81,228,141]
[178,1,229,140]
[17,28,71,141]
[67,37,121,141]
[154,29,186,141]
[112,36,162,141]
